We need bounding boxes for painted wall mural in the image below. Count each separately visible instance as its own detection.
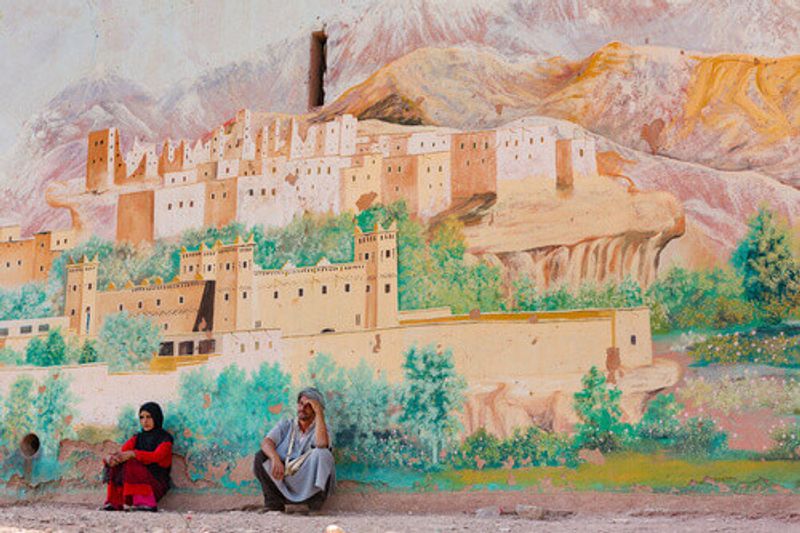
[0,1,798,498]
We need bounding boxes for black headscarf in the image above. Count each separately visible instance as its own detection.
[134,402,173,486]
[134,402,173,451]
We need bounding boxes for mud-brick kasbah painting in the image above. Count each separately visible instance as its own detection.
[0,0,798,496]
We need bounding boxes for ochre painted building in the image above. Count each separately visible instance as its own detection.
[0,225,75,288]
[65,224,399,349]
[451,130,497,200]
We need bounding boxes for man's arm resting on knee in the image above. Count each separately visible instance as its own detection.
[260,437,285,480]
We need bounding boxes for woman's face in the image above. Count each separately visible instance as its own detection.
[139,410,155,431]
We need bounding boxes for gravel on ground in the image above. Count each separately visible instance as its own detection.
[0,503,798,533]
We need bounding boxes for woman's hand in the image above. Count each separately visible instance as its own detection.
[106,450,136,466]
[119,450,136,463]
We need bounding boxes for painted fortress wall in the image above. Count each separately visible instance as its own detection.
[0,330,285,426]
[281,317,641,382]
[0,311,650,428]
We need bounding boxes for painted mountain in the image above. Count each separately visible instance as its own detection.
[321,43,800,266]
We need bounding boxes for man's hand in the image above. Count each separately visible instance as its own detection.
[308,398,325,419]
[271,459,285,481]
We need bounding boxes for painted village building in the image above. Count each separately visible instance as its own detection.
[64,224,399,356]
[0,224,75,289]
[103,111,597,245]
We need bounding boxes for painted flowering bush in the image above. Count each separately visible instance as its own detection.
[688,330,800,367]
[451,426,578,469]
[767,422,800,460]
[681,372,800,415]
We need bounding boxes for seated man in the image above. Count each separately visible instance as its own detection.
[253,387,335,512]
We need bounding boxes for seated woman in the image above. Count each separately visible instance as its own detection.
[102,402,173,512]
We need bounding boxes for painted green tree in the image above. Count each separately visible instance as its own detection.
[97,312,162,371]
[645,266,753,332]
[0,376,35,450]
[116,405,140,443]
[164,362,290,479]
[732,208,800,323]
[514,276,644,312]
[45,328,66,365]
[0,283,52,321]
[399,345,466,465]
[357,203,504,313]
[0,347,24,366]
[33,372,77,457]
[78,339,99,364]
[302,354,397,460]
[573,366,632,453]
[25,329,69,367]
[0,373,75,463]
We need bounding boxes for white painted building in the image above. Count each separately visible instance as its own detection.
[569,137,598,180]
[153,182,206,239]
[125,138,159,178]
[496,124,558,186]
[162,168,198,186]
[237,172,301,228]
[407,131,452,155]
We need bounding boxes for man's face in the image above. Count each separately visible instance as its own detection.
[297,396,315,421]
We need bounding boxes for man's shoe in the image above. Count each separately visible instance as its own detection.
[284,503,310,515]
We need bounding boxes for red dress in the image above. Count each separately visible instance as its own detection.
[104,436,172,508]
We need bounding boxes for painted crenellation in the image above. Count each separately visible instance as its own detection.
[86,111,598,245]
[62,223,398,352]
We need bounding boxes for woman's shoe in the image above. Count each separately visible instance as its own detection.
[100,503,122,511]
[130,505,158,512]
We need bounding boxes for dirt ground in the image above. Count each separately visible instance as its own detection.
[0,504,798,533]
[0,492,797,532]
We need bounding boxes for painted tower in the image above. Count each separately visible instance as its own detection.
[85,128,125,192]
[354,222,399,329]
[65,255,99,337]
[211,235,256,333]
